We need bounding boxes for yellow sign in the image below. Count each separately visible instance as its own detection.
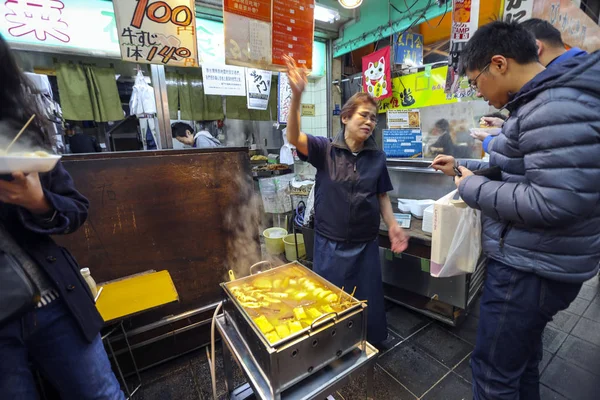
[378,66,457,114]
[301,104,315,116]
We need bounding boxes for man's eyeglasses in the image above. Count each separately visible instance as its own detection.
[469,63,491,91]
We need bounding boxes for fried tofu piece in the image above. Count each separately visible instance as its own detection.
[293,306,307,320]
[275,324,290,338]
[318,290,332,299]
[254,315,274,334]
[307,307,322,319]
[288,321,303,334]
[273,279,282,289]
[293,291,308,301]
[321,304,335,314]
[324,293,338,303]
[253,278,272,290]
[265,331,281,343]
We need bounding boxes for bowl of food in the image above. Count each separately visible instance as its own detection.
[0,150,61,174]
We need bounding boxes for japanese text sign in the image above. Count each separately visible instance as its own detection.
[202,64,247,96]
[383,129,423,158]
[362,46,392,101]
[246,68,272,110]
[503,0,533,24]
[113,0,199,67]
[393,32,424,67]
[278,73,292,124]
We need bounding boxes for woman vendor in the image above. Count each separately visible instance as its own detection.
[284,56,408,344]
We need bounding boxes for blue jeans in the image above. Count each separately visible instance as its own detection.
[471,259,582,400]
[0,298,125,400]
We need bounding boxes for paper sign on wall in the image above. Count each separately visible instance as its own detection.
[246,68,272,110]
[202,64,246,96]
[113,0,199,67]
[387,110,421,129]
[383,129,423,158]
[278,73,292,124]
[301,104,315,116]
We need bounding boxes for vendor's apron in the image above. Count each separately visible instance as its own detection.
[313,232,387,344]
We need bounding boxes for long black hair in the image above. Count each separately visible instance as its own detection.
[0,34,51,148]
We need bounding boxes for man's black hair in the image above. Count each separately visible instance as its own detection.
[484,112,508,121]
[459,21,539,74]
[521,18,564,48]
[171,122,194,138]
[434,119,450,133]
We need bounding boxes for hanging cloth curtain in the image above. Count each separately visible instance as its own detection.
[55,63,124,122]
[166,71,224,121]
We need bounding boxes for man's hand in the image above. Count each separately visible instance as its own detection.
[389,223,409,254]
[480,116,505,128]
[0,172,52,214]
[454,166,474,187]
[430,154,457,176]
[470,129,491,141]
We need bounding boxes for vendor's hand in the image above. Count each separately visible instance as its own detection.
[284,55,308,97]
[454,166,474,187]
[430,154,456,176]
[389,223,409,254]
[0,172,52,214]
[480,117,504,128]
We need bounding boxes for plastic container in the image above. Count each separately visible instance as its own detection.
[283,234,306,261]
[422,204,434,233]
[80,268,98,298]
[263,227,288,255]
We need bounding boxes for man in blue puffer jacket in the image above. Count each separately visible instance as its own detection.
[432,21,600,400]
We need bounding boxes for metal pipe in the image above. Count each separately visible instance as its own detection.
[107,301,220,342]
[326,39,333,138]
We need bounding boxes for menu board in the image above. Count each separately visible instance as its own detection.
[113,0,199,67]
[223,0,315,71]
[383,129,423,158]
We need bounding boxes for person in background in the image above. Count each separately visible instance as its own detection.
[171,122,222,148]
[65,124,102,154]
[521,18,587,68]
[0,34,124,399]
[428,119,453,156]
[284,55,408,346]
[472,19,588,153]
[431,21,600,400]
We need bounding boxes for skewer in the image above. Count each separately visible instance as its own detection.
[6,115,36,153]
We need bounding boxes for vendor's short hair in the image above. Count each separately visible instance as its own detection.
[341,92,378,120]
[459,21,539,74]
[171,122,194,138]
[434,119,450,133]
[521,18,565,48]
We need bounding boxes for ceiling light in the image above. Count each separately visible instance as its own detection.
[314,4,341,23]
[338,0,363,9]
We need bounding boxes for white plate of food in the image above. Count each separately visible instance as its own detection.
[0,151,61,174]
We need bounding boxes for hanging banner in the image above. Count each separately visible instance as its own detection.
[387,110,421,129]
[378,66,457,114]
[362,46,392,101]
[246,68,272,110]
[503,0,534,23]
[445,0,480,96]
[113,0,199,67]
[383,129,423,158]
[277,73,292,124]
[532,0,600,53]
[223,0,315,71]
[202,64,246,96]
[394,32,424,67]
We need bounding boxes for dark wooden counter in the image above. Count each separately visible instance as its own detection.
[54,148,255,368]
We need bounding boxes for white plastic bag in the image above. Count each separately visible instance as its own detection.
[430,190,481,278]
[129,70,157,117]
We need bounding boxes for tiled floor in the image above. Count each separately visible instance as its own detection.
[128,276,600,399]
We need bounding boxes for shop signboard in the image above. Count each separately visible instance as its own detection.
[1,1,326,76]
[382,129,423,158]
[362,46,392,101]
[445,0,480,96]
[223,0,315,71]
[503,0,534,23]
[393,32,424,67]
[277,72,292,124]
[378,66,457,114]
[113,0,199,67]
[246,68,272,109]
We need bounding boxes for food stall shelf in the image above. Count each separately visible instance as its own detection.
[216,314,378,400]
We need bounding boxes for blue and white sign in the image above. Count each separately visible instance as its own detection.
[383,129,423,158]
[393,32,423,67]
